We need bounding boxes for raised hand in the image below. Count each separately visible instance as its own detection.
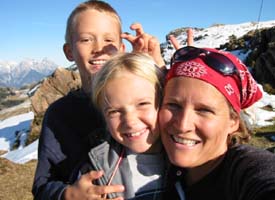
[63,171,124,200]
[121,23,165,67]
[169,28,194,50]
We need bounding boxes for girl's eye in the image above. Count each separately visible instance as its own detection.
[139,101,151,106]
[106,110,119,117]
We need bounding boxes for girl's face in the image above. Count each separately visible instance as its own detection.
[102,70,160,154]
[159,77,239,172]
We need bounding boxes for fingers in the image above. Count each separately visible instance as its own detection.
[169,28,194,50]
[69,171,124,200]
[121,22,148,52]
[187,28,194,46]
[87,184,124,200]
[87,170,104,180]
[169,35,180,50]
[121,32,135,44]
[88,184,125,196]
[121,22,165,67]
[75,171,103,190]
[121,32,151,53]
[130,22,144,35]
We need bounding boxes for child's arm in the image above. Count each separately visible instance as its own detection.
[62,171,124,200]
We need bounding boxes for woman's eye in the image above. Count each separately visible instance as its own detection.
[165,102,181,110]
[196,107,214,114]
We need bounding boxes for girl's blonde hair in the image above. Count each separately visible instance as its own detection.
[92,52,165,109]
[65,0,122,44]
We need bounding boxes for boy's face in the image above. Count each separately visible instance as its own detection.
[101,70,160,154]
[64,9,125,88]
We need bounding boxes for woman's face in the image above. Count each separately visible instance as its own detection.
[159,77,239,169]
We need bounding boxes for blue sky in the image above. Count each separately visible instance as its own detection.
[1,0,274,67]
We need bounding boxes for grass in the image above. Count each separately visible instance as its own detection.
[0,158,37,200]
[249,123,275,151]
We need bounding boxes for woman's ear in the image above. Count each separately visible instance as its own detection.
[63,43,74,61]
[228,114,240,135]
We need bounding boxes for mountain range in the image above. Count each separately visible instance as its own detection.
[0,58,59,88]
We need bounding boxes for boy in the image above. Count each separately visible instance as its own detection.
[32,1,165,199]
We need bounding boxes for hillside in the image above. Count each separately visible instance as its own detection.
[0,157,36,200]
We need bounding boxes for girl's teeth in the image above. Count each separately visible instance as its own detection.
[126,129,146,137]
[129,132,141,137]
[172,136,197,146]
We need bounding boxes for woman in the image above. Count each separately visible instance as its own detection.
[159,46,275,200]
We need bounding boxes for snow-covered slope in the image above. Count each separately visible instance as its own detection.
[162,20,275,65]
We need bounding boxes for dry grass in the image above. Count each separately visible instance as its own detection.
[0,158,37,200]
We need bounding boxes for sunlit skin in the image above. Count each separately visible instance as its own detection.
[159,77,239,184]
[101,70,161,154]
[63,9,125,93]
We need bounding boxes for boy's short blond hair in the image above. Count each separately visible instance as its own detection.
[92,52,165,109]
[65,0,122,44]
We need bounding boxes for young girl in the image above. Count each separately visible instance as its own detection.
[76,52,167,199]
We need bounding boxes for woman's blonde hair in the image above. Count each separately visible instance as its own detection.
[92,52,165,110]
[65,0,122,44]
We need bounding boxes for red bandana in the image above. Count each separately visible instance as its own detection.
[166,48,263,113]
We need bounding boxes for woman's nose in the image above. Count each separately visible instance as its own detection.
[174,109,194,133]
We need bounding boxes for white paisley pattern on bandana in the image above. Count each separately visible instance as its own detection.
[224,84,235,96]
[176,61,207,77]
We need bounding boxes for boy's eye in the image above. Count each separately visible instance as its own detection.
[80,37,93,42]
[105,38,114,43]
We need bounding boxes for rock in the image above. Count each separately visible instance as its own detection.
[27,67,81,144]
[30,67,81,115]
[248,27,275,88]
